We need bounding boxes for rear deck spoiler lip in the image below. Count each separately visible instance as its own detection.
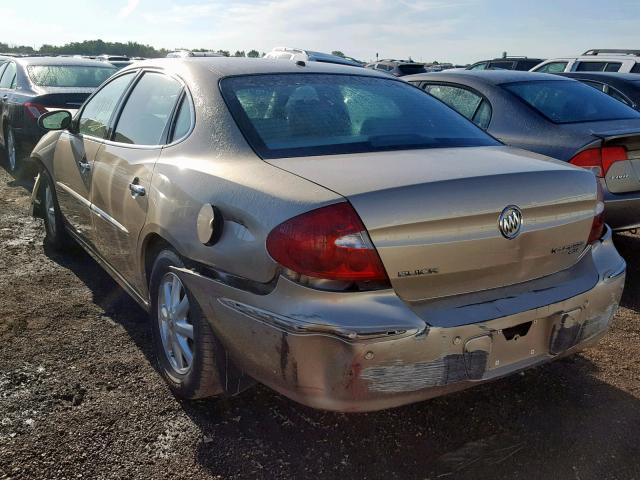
[589,129,640,141]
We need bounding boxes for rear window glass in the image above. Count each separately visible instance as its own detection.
[221,74,499,159]
[398,64,426,75]
[503,80,640,124]
[28,65,116,87]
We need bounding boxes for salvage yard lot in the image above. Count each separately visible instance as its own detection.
[0,165,639,480]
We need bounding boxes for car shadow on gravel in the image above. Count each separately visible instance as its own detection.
[41,232,640,480]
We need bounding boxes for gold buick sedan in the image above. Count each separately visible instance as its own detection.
[30,57,625,412]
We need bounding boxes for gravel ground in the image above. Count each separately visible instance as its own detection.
[1,164,639,480]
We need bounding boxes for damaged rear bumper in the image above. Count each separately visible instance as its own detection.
[174,227,625,412]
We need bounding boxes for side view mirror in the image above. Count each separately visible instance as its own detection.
[38,110,72,131]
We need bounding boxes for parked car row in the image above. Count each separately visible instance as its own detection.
[7,56,625,413]
[405,70,640,232]
[0,56,116,174]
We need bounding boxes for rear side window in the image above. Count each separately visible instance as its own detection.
[488,61,515,70]
[468,62,488,71]
[423,85,481,118]
[631,63,640,74]
[220,74,498,159]
[0,62,16,89]
[170,95,193,142]
[79,72,135,138]
[504,80,640,124]
[607,86,633,106]
[113,72,183,145]
[27,65,115,87]
[575,62,621,72]
[424,84,491,129]
[398,64,426,75]
[535,62,568,73]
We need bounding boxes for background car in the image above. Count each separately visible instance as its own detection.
[96,54,133,70]
[264,47,363,67]
[467,56,545,71]
[166,50,223,58]
[365,59,426,76]
[30,58,623,412]
[532,49,640,74]
[406,70,640,231]
[554,72,640,110]
[0,56,116,174]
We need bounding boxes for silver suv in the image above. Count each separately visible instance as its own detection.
[532,49,640,74]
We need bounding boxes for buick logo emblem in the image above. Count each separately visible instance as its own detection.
[498,205,523,239]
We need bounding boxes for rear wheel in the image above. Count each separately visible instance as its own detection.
[40,168,71,250]
[150,250,224,399]
[6,126,17,172]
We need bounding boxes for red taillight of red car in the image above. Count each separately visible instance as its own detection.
[570,146,628,177]
[24,102,48,120]
[266,202,389,282]
[588,181,605,244]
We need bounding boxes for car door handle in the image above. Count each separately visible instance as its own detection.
[78,160,91,172]
[129,181,146,197]
[1,95,7,100]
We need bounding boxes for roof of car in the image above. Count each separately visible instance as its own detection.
[404,70,575,86]
[120,57,388,79]
[11,56,117,68]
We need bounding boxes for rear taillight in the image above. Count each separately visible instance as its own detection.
[570,146,628,177]
[24,102,48,120]
[266,202,389,282]
[588,181,605,244]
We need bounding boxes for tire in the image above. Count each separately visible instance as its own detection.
[40,168,72,250]
[149,249,224,399]
[4,125,33,180]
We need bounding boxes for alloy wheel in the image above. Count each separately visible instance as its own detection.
[157,272,194,375]
[6,129,16,171]
[44,182,57,237]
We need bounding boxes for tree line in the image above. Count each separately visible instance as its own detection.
[0,40,264,58]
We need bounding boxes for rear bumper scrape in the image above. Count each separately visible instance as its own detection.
[172,226,625,412]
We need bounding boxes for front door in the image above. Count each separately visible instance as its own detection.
[53,71,136,242]
[90,71,183,291]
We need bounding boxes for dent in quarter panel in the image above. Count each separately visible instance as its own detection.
[144,150,341,286]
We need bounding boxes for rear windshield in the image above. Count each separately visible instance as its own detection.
[28,65,116,87]
[503,80,640,124]
[220,74,498,159]
[398,64,426,75]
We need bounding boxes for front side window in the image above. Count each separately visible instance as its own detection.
[220,74,499,159]
[27,65,116,88]
[0,62,16,89]
[113,72,182,145]
[631,63,640,74]
[535,62,568,73]
[504,80,640,124]
[79,72,135,138]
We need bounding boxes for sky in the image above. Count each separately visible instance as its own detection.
[2,0,640,64]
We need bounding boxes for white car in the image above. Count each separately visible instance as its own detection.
[532,49,640,74]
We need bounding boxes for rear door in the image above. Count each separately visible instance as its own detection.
[90,70,184,290]
[53,71,136,240]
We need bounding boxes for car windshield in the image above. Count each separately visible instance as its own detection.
[220,74,499,159]
[503,80,640,124]
[27,65,116,87]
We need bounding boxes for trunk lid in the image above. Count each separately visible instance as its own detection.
[268,146,598,301]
